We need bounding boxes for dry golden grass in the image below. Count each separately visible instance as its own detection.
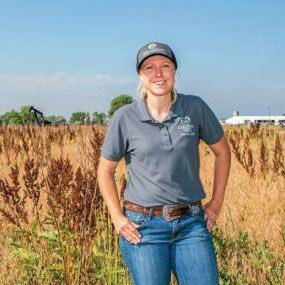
[201,141,285,259]
[0,124,284,284]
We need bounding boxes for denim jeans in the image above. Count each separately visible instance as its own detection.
[119,206,219,285]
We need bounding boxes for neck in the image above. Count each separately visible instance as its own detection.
[144,92,173,115]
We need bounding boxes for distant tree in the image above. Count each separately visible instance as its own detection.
[85,112,91,125]
[92,112,107,125]
[20,105,31,124]
[70,112,87,124]
[1,110,22,124]
[0,105,31,125]
[45,115,67,125]
[108,95,134,117]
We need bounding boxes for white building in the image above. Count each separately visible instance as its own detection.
[222,111,285,126]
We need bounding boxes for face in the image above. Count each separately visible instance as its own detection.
[139,55,175,98]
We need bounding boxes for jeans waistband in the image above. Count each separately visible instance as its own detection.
[123,200,202,221]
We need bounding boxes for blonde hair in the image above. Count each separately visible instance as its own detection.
[137,79,178,104]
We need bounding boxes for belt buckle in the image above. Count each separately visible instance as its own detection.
[162,205,179,221]
[189,204,200,215]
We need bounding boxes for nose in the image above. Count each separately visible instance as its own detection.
[155,67,163,77]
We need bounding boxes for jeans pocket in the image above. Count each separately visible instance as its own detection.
[124,210,151,228]
[119,236,129,266]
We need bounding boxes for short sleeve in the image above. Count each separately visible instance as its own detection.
[100,111,128,161]
[199,99,224,145]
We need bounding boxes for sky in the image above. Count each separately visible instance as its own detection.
[0,0,284,120]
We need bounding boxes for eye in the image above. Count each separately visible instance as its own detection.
[142,65,154,73]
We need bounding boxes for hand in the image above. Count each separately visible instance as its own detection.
[113,214,141,244]
[203,199,223,231]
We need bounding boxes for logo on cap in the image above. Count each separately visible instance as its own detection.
[148,43,157,50]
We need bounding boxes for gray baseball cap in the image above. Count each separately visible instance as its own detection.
[136,42,177,73]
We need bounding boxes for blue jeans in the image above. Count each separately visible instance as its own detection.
[119,206,219,285]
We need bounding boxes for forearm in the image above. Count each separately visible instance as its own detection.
[98,170,124,221]
[211,150,231,206]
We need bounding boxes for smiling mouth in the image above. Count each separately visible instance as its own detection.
[153,81,166,86]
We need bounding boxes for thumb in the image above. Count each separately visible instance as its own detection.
[203,201,210,209]
[131,222,140,228]
[204,211,208,221]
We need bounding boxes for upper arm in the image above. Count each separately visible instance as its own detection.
[98,156,120,175]
[207,135,230,157]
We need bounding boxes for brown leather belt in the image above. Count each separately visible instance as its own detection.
[123,200,202,221]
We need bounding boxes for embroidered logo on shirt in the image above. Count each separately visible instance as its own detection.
[177,116,195,135]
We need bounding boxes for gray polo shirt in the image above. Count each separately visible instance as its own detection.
[101,93,224,207]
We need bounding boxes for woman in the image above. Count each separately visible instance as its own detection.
[98,42,231,285]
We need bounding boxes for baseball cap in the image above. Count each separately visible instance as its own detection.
[136,42,177,73]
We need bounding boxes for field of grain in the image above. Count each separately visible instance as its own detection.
[0,125,284,285]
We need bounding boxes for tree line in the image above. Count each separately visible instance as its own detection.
[0,95,134,125]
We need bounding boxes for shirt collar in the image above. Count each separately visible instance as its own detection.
[138,93,183,122]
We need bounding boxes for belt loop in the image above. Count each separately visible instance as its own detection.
[188,204,193,215]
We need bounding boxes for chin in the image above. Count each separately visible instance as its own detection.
[150,89,172,97]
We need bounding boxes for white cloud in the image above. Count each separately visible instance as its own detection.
[0,72,137,117]
[0,72,134,94]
